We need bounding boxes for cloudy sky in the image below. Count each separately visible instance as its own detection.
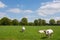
[0,0,60,22]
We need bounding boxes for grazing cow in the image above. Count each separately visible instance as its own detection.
[22,26,25,32]
[39,29,53,38]
[38,30,45,33]
[44,29,53,38]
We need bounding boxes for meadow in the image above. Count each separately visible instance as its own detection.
[0,26,60,40]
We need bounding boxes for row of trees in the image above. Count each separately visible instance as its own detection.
[0,17,60,26]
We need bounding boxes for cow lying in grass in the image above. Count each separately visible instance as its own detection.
[39,29,53,38]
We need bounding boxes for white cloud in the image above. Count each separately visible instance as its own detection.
[23,10,33,14]
[7,8,33,14]
[53,0,60,2]
[52,17,60,21]
[0,12,6,18]
[7,8,22,13]
[0,1,7,8]
[37,0,60,16]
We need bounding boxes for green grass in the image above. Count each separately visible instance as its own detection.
[0,26,60,40]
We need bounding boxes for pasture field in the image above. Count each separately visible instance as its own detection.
[0,26,60,40]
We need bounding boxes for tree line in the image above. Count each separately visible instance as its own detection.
[0,17,60,26]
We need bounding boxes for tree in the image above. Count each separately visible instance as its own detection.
[34,19,38,26]
[57,20,60,25]
[49,19,55,25]
[20,18,28,25]
[12,19,19,25]
[38,19,42,25]
[42,19,46,25]
[38,19,46,25]
[0,20,1,25]
[28,22,34,26]
[0,17,11,25]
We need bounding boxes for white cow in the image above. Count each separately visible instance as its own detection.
[44,29,53,37]
[22,26,25,32]
[39,29,53,38]
[38,30,45,33]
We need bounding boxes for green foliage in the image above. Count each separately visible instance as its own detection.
[12,19,19,25]
[28,22,34,26]
[34,19,38,26]
[0,17,11,25]
[56,20,60,25]
[49,19,56,25]
[0,17,60,26]
[38,19,46,25]
[38,19,42,25]
[20,18,28,25]
[42,19,46,25]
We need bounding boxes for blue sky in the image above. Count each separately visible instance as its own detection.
[0,0,60,22]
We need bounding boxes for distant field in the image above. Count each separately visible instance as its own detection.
[0,26,60,40]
